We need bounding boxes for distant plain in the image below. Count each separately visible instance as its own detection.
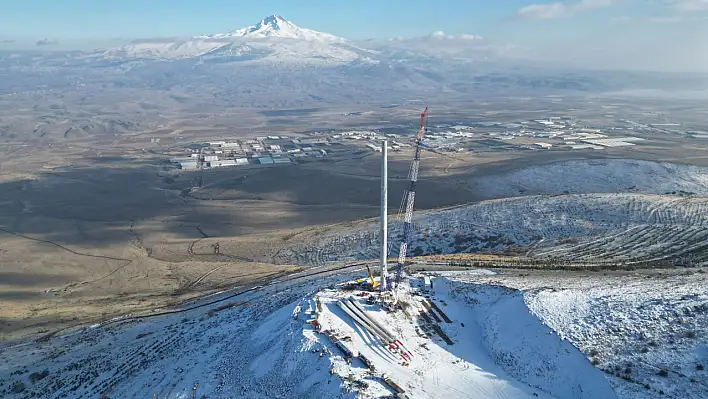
[1,87,707,341]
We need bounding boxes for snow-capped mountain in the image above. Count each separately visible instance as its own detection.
[198,15,344,42]
[100,15,355,63]
[94,14,499,69]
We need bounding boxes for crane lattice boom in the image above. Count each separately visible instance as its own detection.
[393,106,429,287]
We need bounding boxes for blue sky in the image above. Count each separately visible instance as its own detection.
[2,0,523,39]
[0,0,703,39]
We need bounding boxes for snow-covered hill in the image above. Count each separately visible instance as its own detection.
[275,160,708,266]
[0,268,620,399]
[278,193,708,266]
[316,277,616,398]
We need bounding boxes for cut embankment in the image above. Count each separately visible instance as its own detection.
[441,279,617,399]
[482,290,617,398]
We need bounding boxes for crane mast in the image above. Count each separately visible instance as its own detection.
[393,106,429,287]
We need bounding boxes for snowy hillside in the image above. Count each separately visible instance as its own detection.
[101,39,229,60]
[527,277,708,399]
[0,269,357,399]
[278,193,708,266]
[275,160,708,266]
[0,268,623,399]
[473,159,708,199]
[448,271,708,399]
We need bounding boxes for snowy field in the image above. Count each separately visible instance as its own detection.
[3,267,704,398]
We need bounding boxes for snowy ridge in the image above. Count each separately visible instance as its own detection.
[101,40,229,60]
[278,193,708,266]
[276,160,708,266]
[0,272,357,399]
[452,281,617,398]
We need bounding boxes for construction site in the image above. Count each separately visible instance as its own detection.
[299,108,544,397]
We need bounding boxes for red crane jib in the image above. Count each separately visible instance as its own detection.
[416,107,429,140]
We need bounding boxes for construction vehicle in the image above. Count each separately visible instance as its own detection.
[365,263,380,290]
[348,263,381,291]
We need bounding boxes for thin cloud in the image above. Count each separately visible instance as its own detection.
[517,0,613,19]
[614,15,701,23]
[670,0,708,11]
[36,38,58,46]
[645,16,683,23]
[428,31,483,40]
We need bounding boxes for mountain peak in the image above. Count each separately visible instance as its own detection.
[200,15,344,42]
[262,14,285,24]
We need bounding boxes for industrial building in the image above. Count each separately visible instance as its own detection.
[178,161,198,170]
[272,157,291,164]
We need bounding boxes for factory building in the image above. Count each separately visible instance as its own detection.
[178,161,198,170]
